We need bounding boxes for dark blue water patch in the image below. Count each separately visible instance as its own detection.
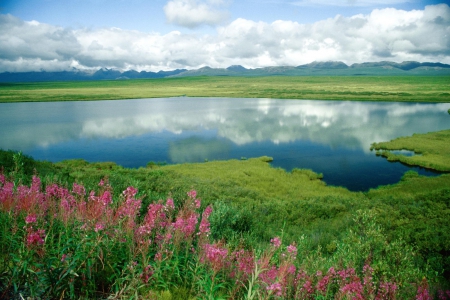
[25,129,445,192]
[224,139,443,192]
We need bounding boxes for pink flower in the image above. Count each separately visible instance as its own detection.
[194,199,201,209]
[233,249,254,276]
[173,212,198,238]
[165,198,175,210]
[94,222,105,232]
[202,243,228,273]
[267,282,283,297]
[199,205,213,235]
[26,228,45,247]
[416,279,431,300]
[287,244,297,257]
[316,275,331,294]
[72,183,86,196]
[61,254,67,262]
[271,236,281,248]
[100,190,112,206]
[260,265,278,284]
[123,186,138,198]
[187,190,197,199]
[140,265,154,284]
[25,214,37,224]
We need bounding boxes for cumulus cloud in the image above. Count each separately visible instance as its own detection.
[292,0,412,7]
[164,0,230,28]
[0,4,449,72]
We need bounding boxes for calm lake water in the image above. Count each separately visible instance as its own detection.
[1,98,449,191]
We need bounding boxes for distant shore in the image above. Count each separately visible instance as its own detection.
[1,76,450,103]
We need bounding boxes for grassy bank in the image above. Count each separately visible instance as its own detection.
[371,129,450,171]
[1,76,450,102]
[2,125,450,298]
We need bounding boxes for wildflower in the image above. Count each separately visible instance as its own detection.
[173,212,198,238]
[154,252,163,262]
[267,282,283,297]
[72,182,86,196]
[94,222,105,232]
[123,186,138,198]
[165,198,175,210]
[26,228,45,247]
[100,190,112,206]
[316,274,331,294]
[140,265,154,284]
[187,190,197,199]
[260,265,278,285]
[199,205,212,235]
[30,175,41,194]
[202,243,228,273]
[340,280,364,300]
[61,254,67,262]
[271,236,281,248]
[233,249,254,276]
[194,199,201,209]
[287,243,297,258]
[376,281,398,299]
[25,214,37,224]
[416,279,431,300]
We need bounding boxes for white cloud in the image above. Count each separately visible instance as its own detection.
[164,0,230,28]
[291,0,413,7]
[0,4,449,72]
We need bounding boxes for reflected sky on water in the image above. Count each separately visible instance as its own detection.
[1,98,449,191]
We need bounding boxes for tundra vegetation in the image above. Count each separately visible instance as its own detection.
[1,76,450,103]
[1,76,450,298]
[1,128,450,299]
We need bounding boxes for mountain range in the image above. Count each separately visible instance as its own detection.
[1,61,449,82]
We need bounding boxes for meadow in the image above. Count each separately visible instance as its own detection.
[1,76,450,298]
[1,129,450,298]
[1,76,450,103]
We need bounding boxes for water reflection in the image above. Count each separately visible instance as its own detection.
[2,98,447,152]
[0,98,448,191]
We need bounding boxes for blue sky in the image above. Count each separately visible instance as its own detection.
[0,0,448,72]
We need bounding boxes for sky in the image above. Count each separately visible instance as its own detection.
[0,0,449,72]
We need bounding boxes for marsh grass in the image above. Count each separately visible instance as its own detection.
[1,76,450,102]
[0,172,448,299]
[1,128,450,298]
[371,129,450,171]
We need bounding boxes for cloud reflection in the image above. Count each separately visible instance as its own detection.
[0,98,448,154]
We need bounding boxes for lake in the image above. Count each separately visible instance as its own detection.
[1,98,449,191]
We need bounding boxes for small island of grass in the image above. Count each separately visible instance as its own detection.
[370,129,450,171]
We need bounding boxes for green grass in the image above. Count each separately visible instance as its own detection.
[1,76,450,102]
[371,129,450,171]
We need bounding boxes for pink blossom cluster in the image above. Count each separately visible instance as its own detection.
[140,265,154,284]
[271,236,281,248]
[199,205,212,235]
[26,228,45,247]
[202,242,229,273]
[2,173,449,299]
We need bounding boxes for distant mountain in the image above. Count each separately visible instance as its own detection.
[227,65,247,72]
[0,61,449,82]
[351,61,450,70]
[0,68,187,82]
[297,61,349,69]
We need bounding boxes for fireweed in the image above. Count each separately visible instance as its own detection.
[0,174,449,299]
